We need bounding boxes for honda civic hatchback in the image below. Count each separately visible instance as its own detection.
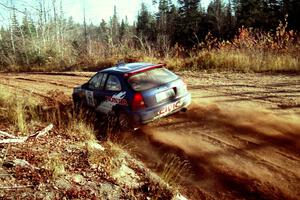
[72,62,191,124]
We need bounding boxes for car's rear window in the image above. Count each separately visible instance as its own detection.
[127,68,177,91]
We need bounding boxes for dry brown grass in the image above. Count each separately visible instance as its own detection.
[155,153,191,188]
[164,20,300,72]
[0,85,39,134]
[181,49,299,72]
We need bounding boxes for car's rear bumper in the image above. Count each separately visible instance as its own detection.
[132,93,191,124]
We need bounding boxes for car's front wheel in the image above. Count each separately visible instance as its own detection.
[73,99,81,113]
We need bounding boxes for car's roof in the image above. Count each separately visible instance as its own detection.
[101,62,157,74]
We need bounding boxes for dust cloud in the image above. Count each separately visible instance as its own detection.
[129,103,300,199]
[143,103,300,152]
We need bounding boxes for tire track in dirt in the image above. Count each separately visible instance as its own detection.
[15,77,74,88]
[23,74,89,85]
[0,75,72,96]
[212,131,300,177]
[0,81,50,100]
[23,71,93,77]
[0,74,88,88]
[178,109,300,175]
[199,132,300,179]
[182,72,300,114]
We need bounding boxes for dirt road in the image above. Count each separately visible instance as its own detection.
[0,72,300,200]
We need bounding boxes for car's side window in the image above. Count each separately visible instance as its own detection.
[100,73,108,89]
[88,73,105,90]
[88,74,99,90]
[105,75,121,91]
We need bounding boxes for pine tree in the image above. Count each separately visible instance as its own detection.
[224,0,236,38]
[286,0,300,30]
[176,0,201,47]
[262,0,282,30]
[207,0,226,37]
[157,0,169,32]
[178,0,201,31]
[156,0,171,50]
[21,12,36,38]
[235,0,264,28]
[99,19,109,43]
[136,3,156,41]
[167,3,179,45]
[11,9,21,37]
[119,19,130,42]
[111,5,119,44]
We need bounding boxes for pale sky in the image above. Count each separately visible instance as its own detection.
[0,0,212,26]
[65,0,151,24]
[63,0,211,24]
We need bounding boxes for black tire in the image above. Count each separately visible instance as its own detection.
[73,98,90,117]
[118,111,130,130]
[116,110,137,131]
[73,99,81,114]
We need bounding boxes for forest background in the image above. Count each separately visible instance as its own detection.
[0,0,299,72]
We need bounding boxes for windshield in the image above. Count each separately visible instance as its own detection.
[127,68,178,91]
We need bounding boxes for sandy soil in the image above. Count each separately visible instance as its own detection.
[0,71,299,200]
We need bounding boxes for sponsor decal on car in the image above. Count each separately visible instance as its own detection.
[96,91,127,113]
[157,101,183,116]
[105,96,128,106]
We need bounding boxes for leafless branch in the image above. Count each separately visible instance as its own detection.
[0,173,11,177]
[32,123,54,138]
[0,130,17,138]
[0,185,33,190]
[0,137,27,144]
[0,124,53,144]
[0,2,25,14]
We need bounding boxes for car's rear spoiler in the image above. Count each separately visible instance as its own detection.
[123,64,166,78]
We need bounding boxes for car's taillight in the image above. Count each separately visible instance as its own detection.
[131,93,145,111]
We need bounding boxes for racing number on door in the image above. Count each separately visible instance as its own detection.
[85,90,95,107]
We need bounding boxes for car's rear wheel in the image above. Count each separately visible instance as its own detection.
[117,110,137,131]
[118,111,131,130]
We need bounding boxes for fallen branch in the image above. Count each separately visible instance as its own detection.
[28,123,54,139]
[35,123,54,138]
[0,173,11,177]
[0,185,33,190]
[2,159,38,169]
[0,137,27,144]
[0,124,53,144]
[0,130,17,139]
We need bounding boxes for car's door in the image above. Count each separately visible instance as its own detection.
[84,72,105,107]
[92,73,108,108]
[95,74,128,114]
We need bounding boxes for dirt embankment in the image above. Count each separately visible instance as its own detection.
[0,71,300,200]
